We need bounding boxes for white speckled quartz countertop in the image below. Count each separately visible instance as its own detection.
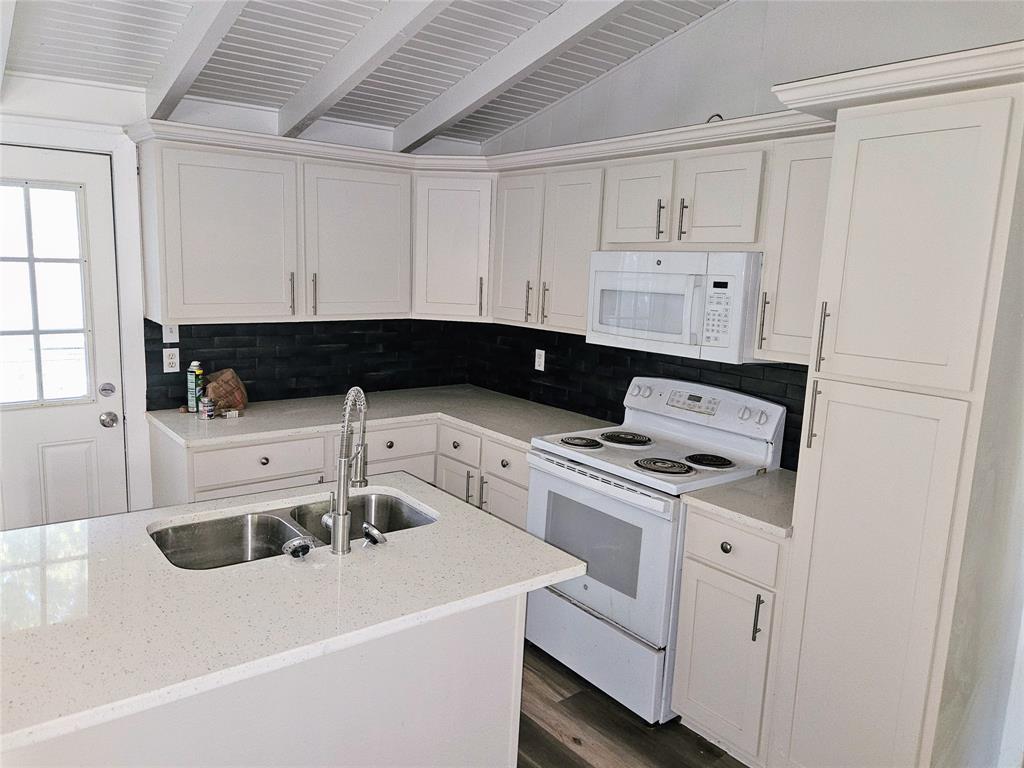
[146,384,610,450]
[0,473,584,749]
[682,469,796,538]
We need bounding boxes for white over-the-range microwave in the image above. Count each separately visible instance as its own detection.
[586,250,762,364]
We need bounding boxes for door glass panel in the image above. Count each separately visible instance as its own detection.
[0,262,32,330]
[40,334,87,399]
[599,289,685,334]
[35,262,84,330]
[29,188,80,259]
[0,186,28,258]
[545,492,642,598]
[0,335,37,402]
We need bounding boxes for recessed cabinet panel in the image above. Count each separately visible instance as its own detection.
[540,168,604,332]
[304,164,411,316]
[602,160,674,244]
[436,454,476,505]
[815,96,1012,390]
[162,148,299,319]
[756,139,833,363]
[674,151,764,243]
[492,174,544,323]
[483,474,528,529]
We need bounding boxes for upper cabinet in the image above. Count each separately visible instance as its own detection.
[413,175,493,319]
[674,150,764,243]
[755,138,833,364]
[813,94,1013,391]
[303,163,411,317]
[148,146,300,322]
[491,174,545,323]
[602,160,674,244]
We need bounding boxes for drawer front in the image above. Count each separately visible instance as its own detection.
[193,437,327,491]
[684,511,780,587]
[438,423,481,466]
[365,423,437,462]
[368,454,436,485]
[193,472,325,502]
[482,438,528,487]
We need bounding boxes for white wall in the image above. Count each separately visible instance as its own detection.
[483,0,1024,154]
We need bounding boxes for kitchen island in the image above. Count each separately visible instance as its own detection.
[0,472,584,767]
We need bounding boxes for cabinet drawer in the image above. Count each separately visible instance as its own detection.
[368,454,436,485]
[193,437,327,491]
[438,424,481,466]
[684,511,780,587]
[482,439,528,487]
[364,423,437,462]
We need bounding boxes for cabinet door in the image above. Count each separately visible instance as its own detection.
[367,454,435,485]
[815,95,1012,391]
[304,163,410,316]
[674,150,764,243]
[413,176,492,317]
[601,160,674,244]
[672,559,774,756]
[774,381,967,768]
[540,167,603,332]
[756,138,833,363]
[482,474,528,529]
[491,174,544,323]
[435,454,477,505]
[162,148,299,320]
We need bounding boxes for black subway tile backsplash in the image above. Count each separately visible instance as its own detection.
[145,319,808,470]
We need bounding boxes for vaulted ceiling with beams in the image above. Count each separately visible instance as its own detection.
[3,0,728,151]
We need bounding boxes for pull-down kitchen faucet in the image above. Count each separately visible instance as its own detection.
[322,386,368,555]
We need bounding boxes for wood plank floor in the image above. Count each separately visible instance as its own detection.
[518,644,746,768]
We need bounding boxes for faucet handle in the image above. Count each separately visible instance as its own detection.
[362,522,387,547]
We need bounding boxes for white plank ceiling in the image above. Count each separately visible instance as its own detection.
[4,0,727,148]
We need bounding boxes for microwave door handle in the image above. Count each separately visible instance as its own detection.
[688,276,706,346]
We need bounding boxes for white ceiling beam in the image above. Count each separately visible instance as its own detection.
[147,0,247,120]
[391,0,630,152]
[278,0,454,139]
[0,0,16,96]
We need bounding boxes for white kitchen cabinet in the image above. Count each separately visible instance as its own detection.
[813,95,1013,391]
[155,146,300,321]
[539,167,604,332]
[673,558,774,757]
[367,454,435,484]
[303,163,411,317]
[436,454,478,505]
[482,474,528,530]
[413,175,492,318]
[773,381,968,768]
[601,159,674,244]
[673,150,764,243]
[756,138,833,363]
[491,174,545,323]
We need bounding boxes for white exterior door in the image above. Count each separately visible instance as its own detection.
[672,559,774,756]
[773,380,968,768]
[0,146,127,530]
[303,163,411,317]
[601,160,674,244]
[756,138,833,363]
[814,94,1012,391]
[674,150,764,243]
[539,167,603,332]
[491,174,544,323]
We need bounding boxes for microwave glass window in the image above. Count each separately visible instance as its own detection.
[544,492,642,599]
[598,289,685,335]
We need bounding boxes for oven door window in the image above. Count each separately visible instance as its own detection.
[545,492,642,599]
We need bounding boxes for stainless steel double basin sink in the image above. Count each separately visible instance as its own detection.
[150,493,435,570]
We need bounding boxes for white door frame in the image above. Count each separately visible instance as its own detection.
[0,115,152,510]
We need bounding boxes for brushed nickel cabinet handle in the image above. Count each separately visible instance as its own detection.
[524,280,532,322]
[500,459,510,469]
[385,440,394,449]
[815,301,831,372]
[452,440,460,450]
[478,276,484,316]
[677,197,689,239]
[465,471,473,502]
[289,272,295,315]
[479,475,486,509]
[806,382,823,449]
[757,291,770,349]
[655,198,665,239]
[259,456,270,466]
[752,594,765,642]
[312,272,318,315]
[541,281,549,323]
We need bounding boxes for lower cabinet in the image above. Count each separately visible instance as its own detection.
[436,454,478,505]
[436,431,530,529]
[481,474,528,529]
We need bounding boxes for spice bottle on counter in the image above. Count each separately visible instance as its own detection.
[187,361,204,413]
[198,396,215,420]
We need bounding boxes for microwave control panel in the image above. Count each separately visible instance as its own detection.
[702,277,733,348]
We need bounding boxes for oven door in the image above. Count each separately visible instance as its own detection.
[527,454,680,648]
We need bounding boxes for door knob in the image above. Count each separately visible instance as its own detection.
[99,412,119,428]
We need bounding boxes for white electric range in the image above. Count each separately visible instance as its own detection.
[525,377,784,724]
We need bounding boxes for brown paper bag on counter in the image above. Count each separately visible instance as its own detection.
[204,368,248,412]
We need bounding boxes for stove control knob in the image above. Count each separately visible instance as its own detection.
[630,384,642,397]
[738,406,752,421]
[641,386,653,398]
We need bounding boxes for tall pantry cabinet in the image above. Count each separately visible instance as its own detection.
[769,49,1024,768]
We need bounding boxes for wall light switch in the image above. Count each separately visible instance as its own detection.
[162,324,179,343]
[534,349,545,372]
[163,348,180,373]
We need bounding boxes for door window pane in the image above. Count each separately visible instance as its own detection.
[40,333,87,399]
[0,335,38,402]
[35,262,84,330]
[0,186,28,258]
[0,262,32,330]
[29,188,80,259]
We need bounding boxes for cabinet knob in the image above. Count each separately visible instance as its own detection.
[259,456,270,466]
[452,440,460,449]
[720,541,732,554]
[500,459,510,468]
[385,440,395,449]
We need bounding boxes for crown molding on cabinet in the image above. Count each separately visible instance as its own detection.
[772,39,1024,119]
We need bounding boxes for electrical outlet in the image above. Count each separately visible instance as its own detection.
[163,348,180,373]
[161,324,179,343]
[534,349,545,372]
